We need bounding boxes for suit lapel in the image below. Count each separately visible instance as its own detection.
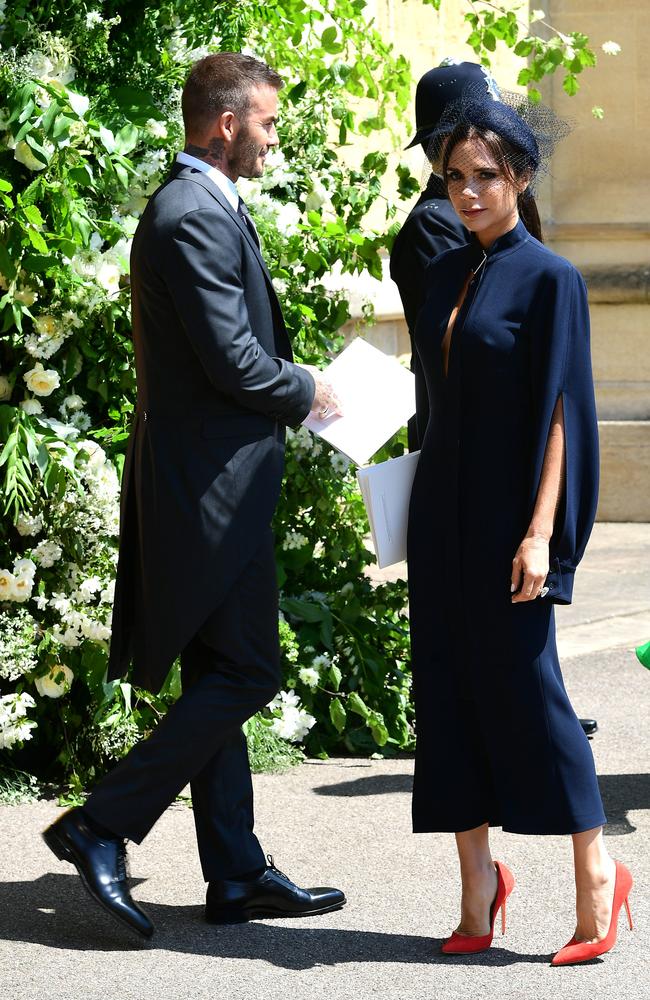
[168,165,293,360]
[172,166,274,284]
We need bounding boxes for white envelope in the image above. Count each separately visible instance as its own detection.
[356,450,420,569]
[303,338,416,466]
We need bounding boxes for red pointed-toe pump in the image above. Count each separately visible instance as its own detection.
[441,860,515,955]
[551,860,634,966]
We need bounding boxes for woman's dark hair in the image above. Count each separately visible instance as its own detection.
[182,53,283,136]
[442,123,543,243]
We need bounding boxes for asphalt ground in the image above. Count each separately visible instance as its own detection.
[1,523,649,1000]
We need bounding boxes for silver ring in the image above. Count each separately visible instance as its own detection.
[320,406,330,418]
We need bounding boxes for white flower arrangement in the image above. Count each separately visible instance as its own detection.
[0,608,39,680]
[15,512,43,537]
[267,689,316,742]
[32,539,63,568]
[282,531,309,551]
[0,692,37,750]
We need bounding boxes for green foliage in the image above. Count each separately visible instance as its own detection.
[463,3,599,102]
[0,0,601,792]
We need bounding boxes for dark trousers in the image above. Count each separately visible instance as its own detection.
[85,531,280,881]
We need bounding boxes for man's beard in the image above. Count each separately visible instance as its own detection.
[231,127,266,178]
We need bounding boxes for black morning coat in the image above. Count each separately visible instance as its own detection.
[107,163,315,694]
[407,219,605,835]
[389,174,468,449]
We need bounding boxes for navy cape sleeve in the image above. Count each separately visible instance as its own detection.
[530,263,599,605]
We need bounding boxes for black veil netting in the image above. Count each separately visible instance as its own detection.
[422,83,573,193]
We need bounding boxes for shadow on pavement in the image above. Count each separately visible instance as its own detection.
[313,773,413,796]
[313,772,650,837]
[598,773,650,836]
[0,873,554,966]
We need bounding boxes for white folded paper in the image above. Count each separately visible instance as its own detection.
[302,338,416,466]
[356,450,420,569]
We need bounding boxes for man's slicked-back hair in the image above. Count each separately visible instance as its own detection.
[182,52,283,136]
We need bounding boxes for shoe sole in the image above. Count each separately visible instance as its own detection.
[206,898,347,925]
[42,827,153,940]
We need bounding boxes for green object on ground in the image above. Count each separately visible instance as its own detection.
[635,639,650,669]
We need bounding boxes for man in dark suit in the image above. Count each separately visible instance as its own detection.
[391,59,598,738]
[43,52,344,938]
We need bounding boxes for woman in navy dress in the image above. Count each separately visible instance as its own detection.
[407,92,633,964]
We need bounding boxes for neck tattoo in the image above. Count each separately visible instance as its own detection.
[184,138,226,169]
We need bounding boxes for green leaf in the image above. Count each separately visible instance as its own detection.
[329,697,347,733]
[330,663,342,691]
[563,73,580,96]
[368,711,389,746]
[21,204,44,226]
[483,30,497,52]
[288,81,307,103]
[26,228,49,254]
[347,691,369,719]
[112,85,160,125]
[321,26,341,53]
[281,597,327,623]
[514,39,534,57]
[114,124,140,155]
[98,126,116,152]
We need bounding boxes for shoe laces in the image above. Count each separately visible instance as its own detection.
[266,854,290,883]
[115,840,130,883]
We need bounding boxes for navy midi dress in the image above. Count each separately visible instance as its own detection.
[407,219,607,835]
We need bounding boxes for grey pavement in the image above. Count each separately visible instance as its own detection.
[1,523,649,1000]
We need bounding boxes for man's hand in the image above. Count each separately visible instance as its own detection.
[297,364,343,418]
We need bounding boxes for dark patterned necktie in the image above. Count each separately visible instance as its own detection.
[237,198,260,248]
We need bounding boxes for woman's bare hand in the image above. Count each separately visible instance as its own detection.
[511,535,549,603]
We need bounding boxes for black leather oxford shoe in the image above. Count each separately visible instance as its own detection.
[205,855,346,924]
[579,718,598,738]
[42,807,154,938]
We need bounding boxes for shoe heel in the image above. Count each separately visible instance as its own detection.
[42,828,73,863]
[205,905,249,926]
[501,899,507,936]
[624,895,634,931]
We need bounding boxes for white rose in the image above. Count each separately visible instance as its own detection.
[12,575,33,603]
[14,141,47,172]
[23,362,60,397]
[19,398,44,415]
[13,557,36,580]
[96,261,121,295]
[35,663,74,699]
[78,439,106,467]
[0,569,16,601]
[61,393,84,412]
[0,374,12,401]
